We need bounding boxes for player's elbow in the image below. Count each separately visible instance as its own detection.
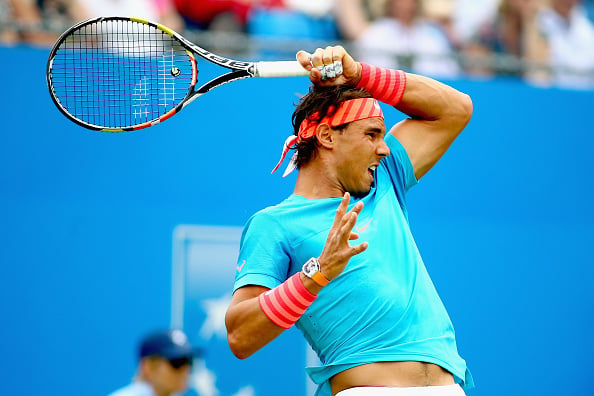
[226,317,256,359]
[227,331,255,360]
[452,92,473,131]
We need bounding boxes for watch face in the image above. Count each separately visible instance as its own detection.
[303,258,320,275]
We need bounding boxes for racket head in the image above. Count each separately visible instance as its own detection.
[46,17,198,132]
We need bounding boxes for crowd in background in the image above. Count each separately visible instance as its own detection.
[2,0,594,90]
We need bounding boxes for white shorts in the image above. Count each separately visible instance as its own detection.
[336,384,465,396]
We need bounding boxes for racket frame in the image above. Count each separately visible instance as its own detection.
[46,16,307,132]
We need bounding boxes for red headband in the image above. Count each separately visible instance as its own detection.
[272,98,384,176]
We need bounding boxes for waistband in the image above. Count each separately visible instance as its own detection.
[336,384,465,396]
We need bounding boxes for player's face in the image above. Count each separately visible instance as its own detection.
[332,117,390,197]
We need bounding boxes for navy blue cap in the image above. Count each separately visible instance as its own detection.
[138,329,201,360]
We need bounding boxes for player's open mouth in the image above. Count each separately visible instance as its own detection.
[368,165,377,178]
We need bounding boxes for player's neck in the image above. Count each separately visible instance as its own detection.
[293,165,344,199]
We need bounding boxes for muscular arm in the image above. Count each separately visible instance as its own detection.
[298,46,473,181]
[225,285,284,359]
[391,73,473,180]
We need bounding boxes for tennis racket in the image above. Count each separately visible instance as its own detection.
[46,16,309,132]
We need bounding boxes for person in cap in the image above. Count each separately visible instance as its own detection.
[108,329,200,396]
[225,46,474,396]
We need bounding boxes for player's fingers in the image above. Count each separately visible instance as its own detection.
[349,232,360,240]
[319,47,335,80]
[307,48,326,81]
[337,211,359,243]
[331,192,350,228]
[328,194,352,238]
[322,46,334,66]
[315,46,346,81]
[337,47,360,83]
[310,48,325,67]
[350,241,369,257]
[332,46,345,77]
[297,50,327,84]
[332,45,346,62]
[349,201,364,215]
[335,198,361,239]
[316,46,335,80]
[296,50,314,71]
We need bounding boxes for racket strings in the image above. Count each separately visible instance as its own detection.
[49,19,195,129]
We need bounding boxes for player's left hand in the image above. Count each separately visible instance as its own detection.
[296,46,362,87]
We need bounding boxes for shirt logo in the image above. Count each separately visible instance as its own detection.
[356,218,372,233]
[236,260,246,273]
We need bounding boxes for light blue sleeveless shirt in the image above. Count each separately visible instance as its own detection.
[234,134,473,396]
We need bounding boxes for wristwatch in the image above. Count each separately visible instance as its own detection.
[302,257,330,287]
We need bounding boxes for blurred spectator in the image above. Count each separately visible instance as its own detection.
[0,0,91,46]
[538,0,594,89]
[173,0,338,39]
[173,0,252,32]
[1,0,187,46]
[108,329,202,396]
[0,0,59,45]
[334,0,461,78]
[334,0,387,41]
[38,0,90,31]
[421,0,460,49]
[247,0,339,40]
[0,0,22,44]
[1,0,87,46]
[462,0,549,83]
[453,0,500,43]
[77,0,184,32]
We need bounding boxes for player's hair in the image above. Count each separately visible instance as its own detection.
[291,85,372,168]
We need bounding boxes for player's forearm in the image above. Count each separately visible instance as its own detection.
[225,298,285,359]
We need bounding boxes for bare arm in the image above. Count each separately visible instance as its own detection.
[297,46,473,180]
[225,285,285,359]
[390,73,473,180]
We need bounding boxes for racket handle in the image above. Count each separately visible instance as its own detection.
[254,61,309,78]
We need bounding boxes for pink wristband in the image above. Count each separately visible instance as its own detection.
[356,62,407,107]
[259,272,317,329]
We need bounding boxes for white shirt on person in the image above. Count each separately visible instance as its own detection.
[353,17,460,79]
[108,381,155,396]
[539,5,594,90]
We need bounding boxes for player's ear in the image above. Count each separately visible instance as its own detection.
[316,123,334,149]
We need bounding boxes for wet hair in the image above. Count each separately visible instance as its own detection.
[291,85,372,168]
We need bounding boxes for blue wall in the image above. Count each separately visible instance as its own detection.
[1,45,593,396]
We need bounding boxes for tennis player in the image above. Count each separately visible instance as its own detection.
[225,45,474,396]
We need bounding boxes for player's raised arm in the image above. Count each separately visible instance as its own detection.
[297,46,472,180]
[355,62,473,180]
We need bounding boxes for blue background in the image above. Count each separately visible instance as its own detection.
[1,45,593,396]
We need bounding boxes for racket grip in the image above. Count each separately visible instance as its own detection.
[254,61,309,78]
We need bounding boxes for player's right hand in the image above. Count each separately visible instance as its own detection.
[296,46,362,87]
